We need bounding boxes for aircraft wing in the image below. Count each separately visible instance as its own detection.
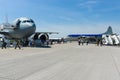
[35,32,59,34]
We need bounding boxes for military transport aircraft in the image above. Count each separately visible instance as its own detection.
[68,26,113,39]
[66,26,113,43]
[0,17,58,46]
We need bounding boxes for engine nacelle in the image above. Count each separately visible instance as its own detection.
[33,33,49,41]
[33,33,49,46]
[38,33,49,41]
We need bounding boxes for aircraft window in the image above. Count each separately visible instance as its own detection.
[30,20,34,23]
[22,20,34,23]
[26,20,30,22]
[22,20,27,23]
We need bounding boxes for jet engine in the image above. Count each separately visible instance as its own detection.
[33,33,49,46]
[38,33,49,41]
[33,33,49,41]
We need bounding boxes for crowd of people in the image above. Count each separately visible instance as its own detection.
[0,38,22,49]
[78,37,89,46]
[77,37,103,46]
[0,37,67,49]
[0,36,105,49]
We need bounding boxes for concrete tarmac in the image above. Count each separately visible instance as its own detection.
[0,43,120,80]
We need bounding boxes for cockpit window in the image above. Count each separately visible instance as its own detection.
[30,20,34,23]
[22,20,34,23]
[22,20,27,23]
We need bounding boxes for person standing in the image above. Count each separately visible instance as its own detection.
[15,40,21,49]
[86,40,89,45]
[78,38,81,45]
[1,38,7,49]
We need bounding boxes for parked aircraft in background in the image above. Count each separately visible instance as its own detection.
[66,26,113,43]
[0,17,58,46]
[67,26,113,39]
[67,26,120,45]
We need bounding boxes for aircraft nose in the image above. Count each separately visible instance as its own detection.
[32,23,36,27]
[28,23,35,27]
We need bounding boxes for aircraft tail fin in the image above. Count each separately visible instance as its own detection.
[103,26,113,35]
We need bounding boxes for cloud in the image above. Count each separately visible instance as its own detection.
[58,16,75,22]
[100,6,120,12]
[79,0,98,6]
[78,0,98,11]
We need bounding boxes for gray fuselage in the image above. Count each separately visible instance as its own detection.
[1,17,36,39]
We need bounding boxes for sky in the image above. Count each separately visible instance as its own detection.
[0,0,120,38]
